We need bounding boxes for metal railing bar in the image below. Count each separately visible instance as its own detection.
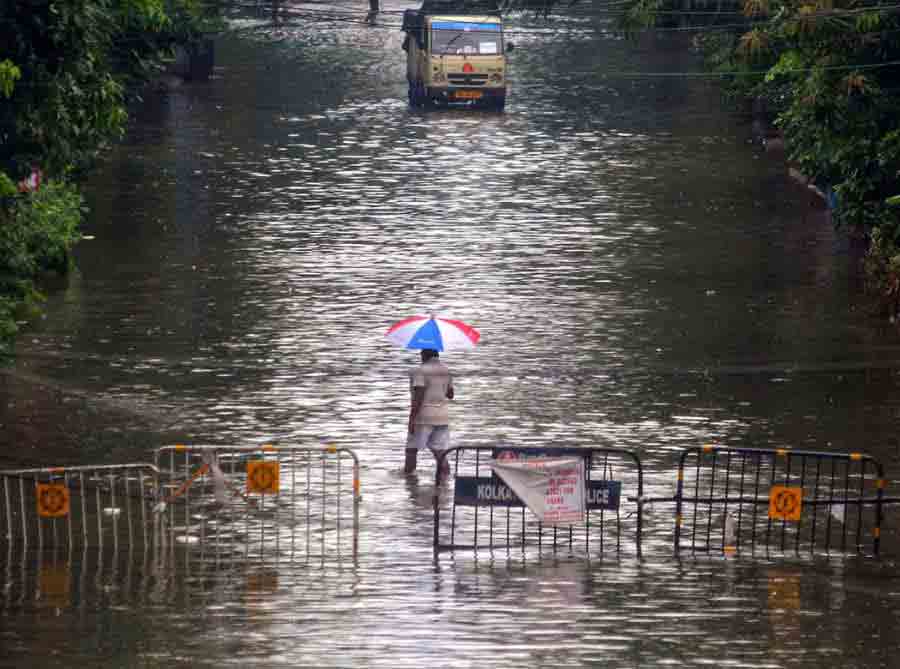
[811,457,822,553]
[65,471,73,549]
[736,451,747,550]
[795,455,806,554]
[473,449,481,549]
[826,457,837,553]
[781,452,792,552]
[646,496,885,506]
[335,451,341,560]
[110,471,119,554]
[320,451,326,559]
[291,449,297,560]
[706,450,717,550]
[721,450,732,552]
[856,459,866,549]
[841,460,851,552]
[94,469,102,551]
[79,472,87,547]
[305,450,311,559]
[0,463,161,476]
[751,451,762,552]
[691,453,701,550]
[139,469,148,548]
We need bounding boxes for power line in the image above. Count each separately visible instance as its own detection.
[597,58,900,78]
[223,0,900,35]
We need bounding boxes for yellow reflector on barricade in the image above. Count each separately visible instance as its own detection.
[36,483,70,518]
[246,461,280,494]
[768,485,802,521]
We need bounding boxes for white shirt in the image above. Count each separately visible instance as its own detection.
[409,359,453,425]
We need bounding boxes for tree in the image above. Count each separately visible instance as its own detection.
[618,0,900,314]
[0,0,217,357]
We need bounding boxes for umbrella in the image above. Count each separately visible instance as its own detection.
[385,314,480,352]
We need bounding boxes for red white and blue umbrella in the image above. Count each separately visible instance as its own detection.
[385,314,480,352]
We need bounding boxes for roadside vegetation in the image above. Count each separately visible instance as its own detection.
[620,0,900,317]
[0,0,220,358]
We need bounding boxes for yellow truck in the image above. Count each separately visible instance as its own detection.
[402,4,512,111]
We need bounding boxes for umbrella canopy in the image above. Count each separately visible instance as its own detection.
[385,315,480,352]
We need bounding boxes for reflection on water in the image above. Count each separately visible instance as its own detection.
[4,0,900,666]
[4,543,900,667]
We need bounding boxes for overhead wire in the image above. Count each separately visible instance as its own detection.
[222,0,900,35]
[6,1,900,82]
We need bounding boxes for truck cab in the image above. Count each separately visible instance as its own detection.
[402,6,511,111]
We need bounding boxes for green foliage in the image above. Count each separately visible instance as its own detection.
[0,181,83,357]
[617,0,900,317]
[12,181,83,275]
[617,0,665,36]
[0,1,220,358]
[0,172,16,198]
[0,60,21,98]
[0,0,217,180]
[863,225,900,318]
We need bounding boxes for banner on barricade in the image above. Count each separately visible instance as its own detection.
[454,476,620,511]
[490,457,586,525]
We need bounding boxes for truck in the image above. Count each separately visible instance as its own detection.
[402,0,512,111]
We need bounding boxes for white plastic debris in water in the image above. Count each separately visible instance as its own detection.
[830,504,845,523]
[202,450,227,505]
[102,507,122,517]
[175,535,200,545]
[724,512,737,552]
[152,501,167,514]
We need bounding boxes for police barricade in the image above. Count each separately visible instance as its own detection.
[433,446,644,556]
[0,464,160,551]
[154,445,361,562]
[674,446,885,556]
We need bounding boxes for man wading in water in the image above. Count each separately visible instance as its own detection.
[405,348,454,480]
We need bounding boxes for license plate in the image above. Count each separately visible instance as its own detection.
[454,90,482,100]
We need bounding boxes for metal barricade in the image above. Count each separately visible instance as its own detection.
[154,445,361,562]
[433,446,644,556]
[1,464,160,551]
[674,446,885,556]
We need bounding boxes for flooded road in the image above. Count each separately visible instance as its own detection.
[4,1,900,666]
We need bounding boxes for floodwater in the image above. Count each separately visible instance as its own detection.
[4,1,900,666]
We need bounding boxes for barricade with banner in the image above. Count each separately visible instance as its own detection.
[154,444,361,562]
[1,464,160,551]
[433,445,644,556]
[673,446,885,556]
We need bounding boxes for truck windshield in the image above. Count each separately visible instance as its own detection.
[430,22,502,55]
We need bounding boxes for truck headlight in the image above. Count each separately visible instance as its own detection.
[489,73,503,83]
[433,71,446,83]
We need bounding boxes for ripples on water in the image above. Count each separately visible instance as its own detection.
[4,0,900,666]
[3,543,900,667]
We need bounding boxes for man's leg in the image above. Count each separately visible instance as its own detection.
[405,426,425,474]
[427,426,451,480]
[404,447,418,474]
